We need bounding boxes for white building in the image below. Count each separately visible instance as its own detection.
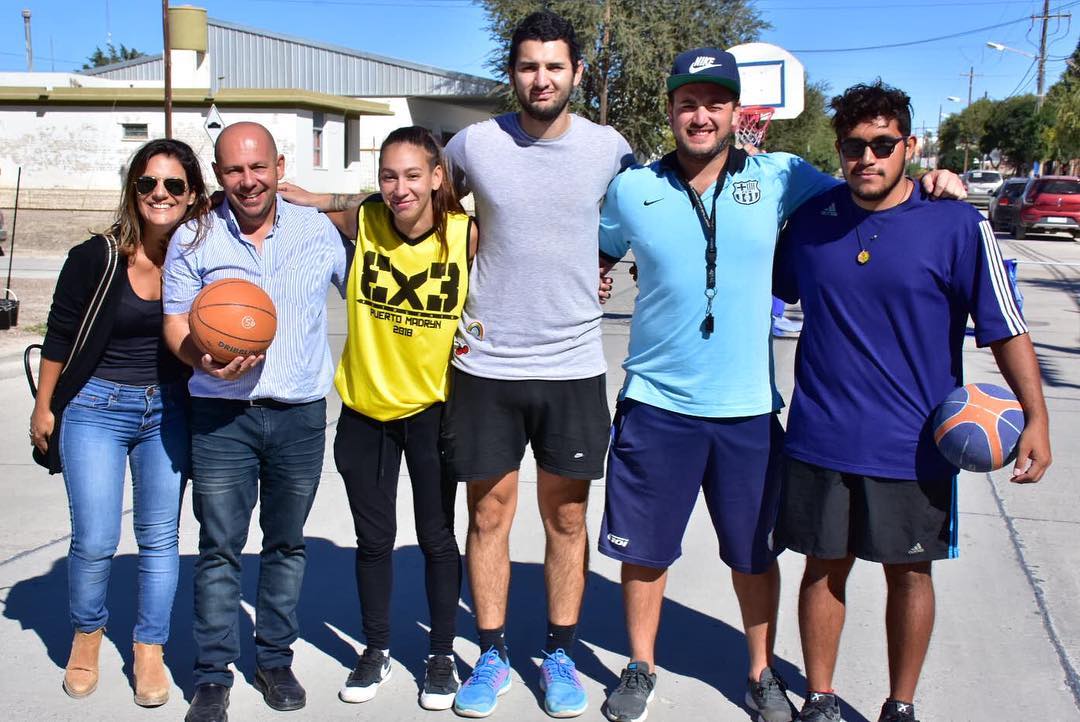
[0,6,500,214]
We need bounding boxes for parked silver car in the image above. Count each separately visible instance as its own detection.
[962,170,1004,208]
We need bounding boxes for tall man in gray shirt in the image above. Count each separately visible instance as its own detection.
[444,10,633,719]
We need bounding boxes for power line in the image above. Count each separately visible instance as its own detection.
[789,0,1080,53]
[1002,57,1040,99]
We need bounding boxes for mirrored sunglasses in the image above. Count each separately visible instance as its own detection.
[135,175,188,196]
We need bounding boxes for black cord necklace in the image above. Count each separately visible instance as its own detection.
[854,227,877,265]
[851,179,913,266]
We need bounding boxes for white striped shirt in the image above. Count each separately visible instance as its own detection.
[164,197,347,403]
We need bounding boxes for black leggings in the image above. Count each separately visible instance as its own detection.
[333,403,461,655]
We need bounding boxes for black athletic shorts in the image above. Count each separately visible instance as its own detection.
[441,368,610,482]
[777,456,958,564]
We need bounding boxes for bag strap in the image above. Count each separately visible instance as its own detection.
[62,235,119,375]
[23,343,42,397]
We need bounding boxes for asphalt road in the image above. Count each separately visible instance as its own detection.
[0,234,1077,721]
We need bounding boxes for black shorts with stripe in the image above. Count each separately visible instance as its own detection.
[777,456,958,564]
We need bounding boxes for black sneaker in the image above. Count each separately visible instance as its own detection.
[339,647,391,703]
[798,691,843,722]
[419,654,460,711]
[745,667,797,722]
[878,699,918,722]
[602,661,656,722]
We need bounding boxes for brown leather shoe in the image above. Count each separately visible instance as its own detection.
[63,628,104,698]
[133,642,170,707]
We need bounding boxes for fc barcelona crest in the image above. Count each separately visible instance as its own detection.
[732,180,761,205]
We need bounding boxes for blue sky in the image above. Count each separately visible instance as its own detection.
[2,0,1077,138]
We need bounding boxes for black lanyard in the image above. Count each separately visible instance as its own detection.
[672,150,737,335]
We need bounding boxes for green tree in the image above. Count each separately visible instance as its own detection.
[980,94,1047,175]
[82,43,144,70]
[1042,40,1080,166]
[937,114,965,171]
[762,80,836,172]
[478,0,768,157]
[935,98,994,172]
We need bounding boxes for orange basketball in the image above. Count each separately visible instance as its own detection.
[189,279,277,364]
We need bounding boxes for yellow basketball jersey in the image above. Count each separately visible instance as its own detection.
[335,197,470,421]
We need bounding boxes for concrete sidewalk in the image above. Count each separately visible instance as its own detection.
[0,243,1077,721]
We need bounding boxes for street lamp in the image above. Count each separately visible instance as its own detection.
[987,40,1046,109]
[986,41,1037,58]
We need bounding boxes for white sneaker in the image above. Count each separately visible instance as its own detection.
[339,647,391,703]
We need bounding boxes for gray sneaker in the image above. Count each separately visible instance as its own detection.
[877,699,918,722]
[745,667,797,722]
[798,691,843,722]
[603,661,656,722]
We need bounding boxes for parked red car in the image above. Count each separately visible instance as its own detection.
[1014,176,1080,240]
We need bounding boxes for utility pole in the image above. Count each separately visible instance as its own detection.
[1033,0,1072,109]
[163,0,172,139]
[598,0,611,126]
[960,66,981,173]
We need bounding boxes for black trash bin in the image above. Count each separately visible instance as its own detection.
[0,289,19,330]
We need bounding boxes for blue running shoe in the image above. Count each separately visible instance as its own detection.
[539,649,588,718]
[454,647,511,718]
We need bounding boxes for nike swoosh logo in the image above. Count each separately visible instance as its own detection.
[643,198,663,206]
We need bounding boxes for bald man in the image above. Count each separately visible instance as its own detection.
[163,122,348,722]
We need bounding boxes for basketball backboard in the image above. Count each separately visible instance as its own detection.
[727,42,805,120]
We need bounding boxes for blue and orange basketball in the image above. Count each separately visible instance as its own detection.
[932,383,1024,472]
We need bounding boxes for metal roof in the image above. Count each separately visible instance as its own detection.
[83,18,500,98]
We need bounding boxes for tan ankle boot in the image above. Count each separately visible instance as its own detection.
[63,628,104,698]
[132,642,170,707]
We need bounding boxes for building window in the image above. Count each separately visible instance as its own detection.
[122,123,149,141]
[312,112,325,168]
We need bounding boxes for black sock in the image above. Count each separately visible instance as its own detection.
[544,622,576,654]
[478,627,507,661]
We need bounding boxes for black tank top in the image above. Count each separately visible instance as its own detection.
[92,270,185,386]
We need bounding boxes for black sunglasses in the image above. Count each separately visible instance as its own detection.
[838,136,908,160]
[135,175,188,196]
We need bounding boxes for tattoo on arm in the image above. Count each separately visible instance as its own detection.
[329,193,366,212]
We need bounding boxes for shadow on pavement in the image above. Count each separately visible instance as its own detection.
[5,538,863,720]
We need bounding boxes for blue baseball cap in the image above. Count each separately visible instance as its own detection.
[667,48,741,97]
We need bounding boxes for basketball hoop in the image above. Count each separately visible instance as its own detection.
[734,105,775,150]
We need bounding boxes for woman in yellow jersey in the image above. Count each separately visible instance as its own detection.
[297,127,476,710]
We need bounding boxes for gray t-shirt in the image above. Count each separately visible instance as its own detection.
[446,113,634,380]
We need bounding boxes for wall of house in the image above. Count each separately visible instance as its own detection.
[349,97,493,190]
[0,98,493,250]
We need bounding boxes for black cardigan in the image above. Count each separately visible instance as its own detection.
[39,235,127,473]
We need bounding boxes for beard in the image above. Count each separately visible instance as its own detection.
[674,132,729,163]
[849,167,906,202]
[515,83,572,123]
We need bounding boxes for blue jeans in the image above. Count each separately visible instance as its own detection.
[59,377,189,644]
[189,397,326,686]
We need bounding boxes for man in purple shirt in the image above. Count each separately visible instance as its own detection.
[773,81,1051,722]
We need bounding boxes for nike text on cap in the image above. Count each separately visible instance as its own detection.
[666,47,741,97]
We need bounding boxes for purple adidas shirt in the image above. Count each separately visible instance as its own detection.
[773,184,1026,480]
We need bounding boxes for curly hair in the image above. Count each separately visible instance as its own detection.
[509,10,581,69]
[830,80,913,138]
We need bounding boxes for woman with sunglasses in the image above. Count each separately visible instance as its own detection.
[29,138,210,707]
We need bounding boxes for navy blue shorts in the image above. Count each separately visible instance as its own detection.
[598,399,785,574]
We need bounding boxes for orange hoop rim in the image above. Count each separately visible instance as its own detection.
[735,105,776,149]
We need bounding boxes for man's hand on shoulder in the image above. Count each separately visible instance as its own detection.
[200,353,264,381]
[920,169,967,200]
